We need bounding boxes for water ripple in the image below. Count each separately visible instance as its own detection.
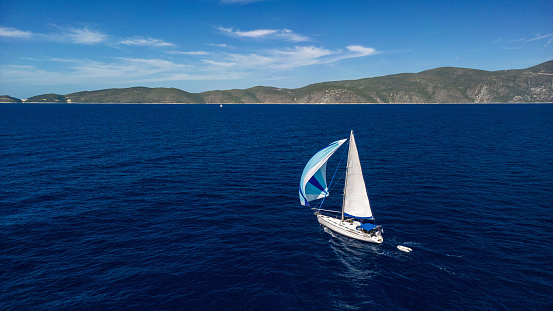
[1,104,552,310]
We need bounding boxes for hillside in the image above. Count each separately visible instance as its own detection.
[0,95,22,103]
[293,61,553,103]
[25,94,68,103]
[201,60,552,103]
[66,87,203,103]
[4,60,553,103]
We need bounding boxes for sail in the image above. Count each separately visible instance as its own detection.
[343,131,373,219]
[299,139,347,206]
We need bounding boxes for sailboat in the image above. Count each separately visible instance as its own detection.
[299,131,383,243]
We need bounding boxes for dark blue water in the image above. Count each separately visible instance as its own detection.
[1,104,552,310]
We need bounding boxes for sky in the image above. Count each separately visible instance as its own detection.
[1,0,552,99]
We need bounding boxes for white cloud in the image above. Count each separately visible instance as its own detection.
[218,53,273,68]
[0,26,108,44]
[526,33,553,47]
[0,27,33,38]
[202,60,236,66]
[267,46,334,68]
[207,43,231,48]
[501,33,553,47]
[276,29,311,42]
[0,25,177,47]
[1,41,380,89]
[119,36,175,47]
[167,50,211,55]
[218,26,310,42]
[268,45,380,69]
[346,45,380,56]
[2,58,187,84]
[1,56,246,87]
[525,33,553,42]
[219,27,276,38]
[62,27,108,44]
[118,57,181,68]
[214,45,379,70]
[274,46,333,58]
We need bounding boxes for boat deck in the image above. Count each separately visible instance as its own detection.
[317,214,383,243]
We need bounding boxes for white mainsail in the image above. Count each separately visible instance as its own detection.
[343,131,373,219]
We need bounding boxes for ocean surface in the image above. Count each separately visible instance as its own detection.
[1,103,552,310]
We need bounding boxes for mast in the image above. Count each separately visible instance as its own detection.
[341,130,353,221]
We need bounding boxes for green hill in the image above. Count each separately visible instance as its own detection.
[293,61,553,103]
[7,60,553,103]
[25,94,68,103]
[0,95,22,103]
[66,87,202,103]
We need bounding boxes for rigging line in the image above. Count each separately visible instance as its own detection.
[313,200,323,210]
[318,139,349,211]
[327,172,346,193]
[327,139,348,191]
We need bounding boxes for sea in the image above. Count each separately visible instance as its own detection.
[1,103,552,311]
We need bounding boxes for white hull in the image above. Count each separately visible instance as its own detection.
[317,214,383,244]
[397,245,412,252]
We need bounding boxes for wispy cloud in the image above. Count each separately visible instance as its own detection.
[61,27,108,44]
[218,26,311,42]
[267,46,334,68]
[218,45,380,70]
[167,50,211,55]
[346,45,380,57]
[3,57,185,84]
[527,33,553,47]
[220,27,277,38]
[525,33,553,42]
[0,25,108,44]
[508,38,527,43]
[277,29,311,42]
[119,36,175,47]
[2,42,380,88]
[500,33,553,47]
[202,60,236,67]
[1,25,174,47]
[1,56,245,86]
[207,43,231,48]
[0,26,33,38]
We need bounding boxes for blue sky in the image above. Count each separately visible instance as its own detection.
[1,0,552,98]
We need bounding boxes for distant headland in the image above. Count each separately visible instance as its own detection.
[2,60,552,104]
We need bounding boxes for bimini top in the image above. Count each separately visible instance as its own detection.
[299,138,347,206]
[357,223,377,231]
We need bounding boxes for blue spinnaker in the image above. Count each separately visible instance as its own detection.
[299,139,347,206]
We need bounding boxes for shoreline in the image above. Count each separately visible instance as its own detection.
[2,102,552,105]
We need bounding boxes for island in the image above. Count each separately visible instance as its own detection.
[2,60,552,104]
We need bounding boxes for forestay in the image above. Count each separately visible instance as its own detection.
[299,139,347,206]
[343,131,373,219]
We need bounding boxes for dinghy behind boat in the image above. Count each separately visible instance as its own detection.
[397,245,412,252]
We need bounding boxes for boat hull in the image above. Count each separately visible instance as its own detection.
[317,214,383,244]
